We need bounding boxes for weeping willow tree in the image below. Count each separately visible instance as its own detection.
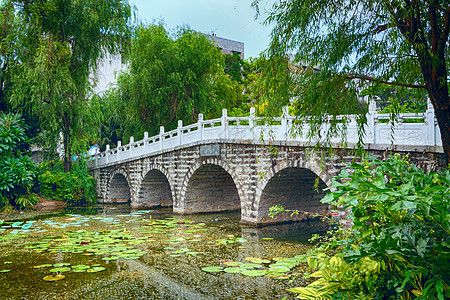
[8,0,134,172]
[253,0,449,164]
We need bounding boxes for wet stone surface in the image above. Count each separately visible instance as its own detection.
[0,204,329,300]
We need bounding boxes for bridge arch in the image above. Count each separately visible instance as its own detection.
[177,159,243,214]
[254,159,331,224]
[134,165,174,209]
[107,168,132,203]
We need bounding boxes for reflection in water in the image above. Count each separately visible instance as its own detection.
[242,221,330,244]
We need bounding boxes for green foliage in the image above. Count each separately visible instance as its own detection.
[252,0,449,160]
[0,113,36,210]
[8,0,133,171]
[36,160,96,205]
[289,155,449,299]
[102,24,244,142]
[288,253,379,300]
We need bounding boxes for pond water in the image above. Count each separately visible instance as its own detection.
[0,205,329,300]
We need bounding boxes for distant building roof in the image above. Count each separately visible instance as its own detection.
[204,34,244,59]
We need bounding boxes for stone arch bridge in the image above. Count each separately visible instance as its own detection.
[88,104,443,225]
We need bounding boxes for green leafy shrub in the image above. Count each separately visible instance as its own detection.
[289,155,449,299]
[0,113,37,210]
[36,159,96,205]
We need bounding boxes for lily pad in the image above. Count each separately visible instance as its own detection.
[241,270,266,277]
[222,261,242,267]
[269,266,290,273]
[201,266,224,273]
[49,267,71,273]
[72,265,90,270]
[102,257,119,261]
[250,259,271,264]
[43,275,65,281]
[224,267,246,273]
[0,269,10,273]
[87,267,105,273]
[53,263,71,267]
[33,264,53,269]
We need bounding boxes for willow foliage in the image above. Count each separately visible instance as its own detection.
[7,0,134,171]
[109,24,239,139]
[253,0,449,162]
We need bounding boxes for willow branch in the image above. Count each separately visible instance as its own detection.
[346,74,426,88]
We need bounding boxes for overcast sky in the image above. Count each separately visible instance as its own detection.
[130,0,275,59]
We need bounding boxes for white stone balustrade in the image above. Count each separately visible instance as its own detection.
[87,101,443,170]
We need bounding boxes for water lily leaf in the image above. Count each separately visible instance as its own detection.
[269,267,290,273]
[49,267,71,273]
[222,261,242,267]
[273,257,285,261]
[3,262,12,264]
[261,237,273,240]
[72,265,90,270]
[33,264,53,269]
[0,269,10,273]
[73,269,86,273]
[53,263,71,267]
[250,259,271,264]
[241,270,266,277]
[201,266,224,273]
[11,222,23,228]
[224,267,246,273]
[43,275,65,281]
[102,257,119,261]
[269,263,294,271]
[87,267,105,272]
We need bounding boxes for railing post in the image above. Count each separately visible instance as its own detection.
[159,126,164,151]
[144,132,148,139]
[249,107,256,141]
[129,136,134,143]
[105,144,110,164]
[198,113,203,141]
[116,141,121,162]
[426,99,436,146]
[222,109,228,139]
[281,106,289,140]
[366,100,376,144]
[178,120,183,146]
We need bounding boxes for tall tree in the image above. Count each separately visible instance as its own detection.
[253,0,449,163]
[0,1,14,112]
[107,24,240,141]
[8,0,133,171]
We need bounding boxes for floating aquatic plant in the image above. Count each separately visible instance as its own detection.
[43,275,65,281]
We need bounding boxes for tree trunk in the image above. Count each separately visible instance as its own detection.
[417,58,450,166]
[428,90,450,166]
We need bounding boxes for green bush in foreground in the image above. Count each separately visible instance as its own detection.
[36,159,96,205]
[289,155,449,299]
[0,113,37,210]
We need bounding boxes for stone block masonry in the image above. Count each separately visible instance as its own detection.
[90,141,443,225]
[88,104,444,225]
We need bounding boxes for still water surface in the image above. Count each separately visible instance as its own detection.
[0,205,329,300]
